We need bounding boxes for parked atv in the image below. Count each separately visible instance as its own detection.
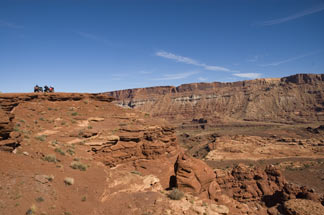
[44,85,50,93]
[34,85,43,92]
[44,85,55,93]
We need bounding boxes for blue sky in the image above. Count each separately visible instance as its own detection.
[0,0,323,93]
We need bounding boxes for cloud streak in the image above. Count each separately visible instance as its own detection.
[153,71,199,81]
[260,51,319,67]
[0,20,23,29]
[259,4,324,26]
[233,73,261,79]
[156,51,231,72]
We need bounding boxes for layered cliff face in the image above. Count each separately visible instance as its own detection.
[107,74,324,124]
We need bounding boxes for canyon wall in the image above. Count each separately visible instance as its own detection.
[107,74,324,124]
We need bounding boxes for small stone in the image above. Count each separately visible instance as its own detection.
[23,151,29,156]
[64,177,74,185]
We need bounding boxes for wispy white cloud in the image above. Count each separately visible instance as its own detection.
[259,4,324,26]
[233,73,261,79]
[0,20,23,29]
[198,77,207,81]
[247,55,259,62]
[76,31,113,46]
[156,51,199,65]
[260,51,320,67]
[153,71,199,81]
[156,51,231,72]
[202,65,230,72]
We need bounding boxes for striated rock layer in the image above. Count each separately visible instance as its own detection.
[107,73,324,124]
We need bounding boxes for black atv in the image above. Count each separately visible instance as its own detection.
[34,85,43,92]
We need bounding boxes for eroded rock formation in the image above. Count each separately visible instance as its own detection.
[92,125,179,167]
[174,152,324,214]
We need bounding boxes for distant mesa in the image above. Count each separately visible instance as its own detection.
[106,73,324,125]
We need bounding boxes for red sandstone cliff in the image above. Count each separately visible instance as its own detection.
[107,74,324,124]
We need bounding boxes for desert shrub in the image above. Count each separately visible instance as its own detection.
[39,117,45,121]
[54,148,65,155]
[61,121,66,125]
[26,204,37,215]
[87,125,92,129]
[35,135,46,142]
[130,170,142,175]
[35,197,44,202]
[64,177,74,185]
[43,154,57,163]
[66,148,75,155]
[168,188,184,200]
[78,130,84,137]
[81,196,87,202]
[71,112,78,116]
[51,140,58,146]
[70,161,87,171]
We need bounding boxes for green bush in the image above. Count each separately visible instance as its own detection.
[66,148,75,156]
[54,148,65,155]
[43,154,57,163]
[168,188,184,200]
[35,197,44,202]
[35,135,46,142]
[70,161,87,171]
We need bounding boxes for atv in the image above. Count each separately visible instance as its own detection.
[34,85,43,92]
[44,85,54,93]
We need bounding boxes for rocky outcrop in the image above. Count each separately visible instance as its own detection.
[0,93,114,114]
[92,126,179,167]
[0,93,114,152]
[107,73,324,124]
[0,108,19,152]
[0,109,11,141]
[174,153,324,214]
[282,73,324,84]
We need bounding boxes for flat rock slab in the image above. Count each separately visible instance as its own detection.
[88,117,105,122]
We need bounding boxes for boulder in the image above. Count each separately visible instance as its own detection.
[175,152,216,194]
